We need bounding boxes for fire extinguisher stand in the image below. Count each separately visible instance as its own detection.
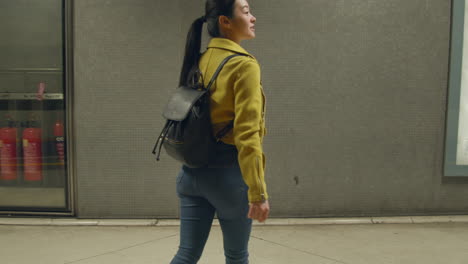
[20,82,47,186]
[0,114,19,186]
[22,113,43,186]
[53,110,66,188]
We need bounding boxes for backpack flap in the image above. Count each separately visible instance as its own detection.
[162,86,207,121]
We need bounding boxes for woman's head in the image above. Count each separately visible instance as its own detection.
[206,0,256,43]
[179,0,256,86]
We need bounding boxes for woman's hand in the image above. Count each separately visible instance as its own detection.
[248,200,270,223]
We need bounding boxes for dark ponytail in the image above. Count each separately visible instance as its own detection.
[179,0,236,87]
[179,16,205,87]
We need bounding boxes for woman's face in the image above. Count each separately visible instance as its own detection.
[221,0,257,43]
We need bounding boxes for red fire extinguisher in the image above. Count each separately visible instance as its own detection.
[54,119,65,165]
[0,115,18,181]
[22,117,42,182]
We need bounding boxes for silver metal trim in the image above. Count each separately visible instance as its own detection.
[65,0,76,216]
[0,93,64,100]
[0,211,73,217]
[0,68,62,73]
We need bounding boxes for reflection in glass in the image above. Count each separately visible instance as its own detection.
[0,0,67,209]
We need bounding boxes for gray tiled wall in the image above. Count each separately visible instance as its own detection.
[74,0,467,218]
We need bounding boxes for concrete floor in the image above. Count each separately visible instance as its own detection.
[1,221,468,264]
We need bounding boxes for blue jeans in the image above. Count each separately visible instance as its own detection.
[170,164,252,264]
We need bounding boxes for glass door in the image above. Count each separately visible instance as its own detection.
[0,0,72,213]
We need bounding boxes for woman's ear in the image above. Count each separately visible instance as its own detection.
[218,15,232,29]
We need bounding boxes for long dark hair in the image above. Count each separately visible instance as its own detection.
[179,0,236,86]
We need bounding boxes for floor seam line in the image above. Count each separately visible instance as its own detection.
[62,233,178,263]
[251,235,349,264]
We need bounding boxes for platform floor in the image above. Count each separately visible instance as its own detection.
[1,220,468,264]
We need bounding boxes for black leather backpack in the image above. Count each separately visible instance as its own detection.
[152,54,241,168]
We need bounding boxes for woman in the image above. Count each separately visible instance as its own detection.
[171,0,269,263]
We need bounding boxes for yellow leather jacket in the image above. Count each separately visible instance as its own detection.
[199,38,268,203]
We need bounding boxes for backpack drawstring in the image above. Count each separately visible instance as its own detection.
[152,120,173,161]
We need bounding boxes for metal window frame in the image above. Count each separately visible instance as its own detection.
[64,0,76,217]
[444,0,468,177]
[0,0,76,216]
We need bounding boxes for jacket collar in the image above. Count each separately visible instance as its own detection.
[207,38,254,58]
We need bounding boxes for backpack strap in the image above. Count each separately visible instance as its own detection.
[205,54,243,92]
[215,121,234,141]
[206,54,245,141]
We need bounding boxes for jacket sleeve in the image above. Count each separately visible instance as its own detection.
[233,59,269,203]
